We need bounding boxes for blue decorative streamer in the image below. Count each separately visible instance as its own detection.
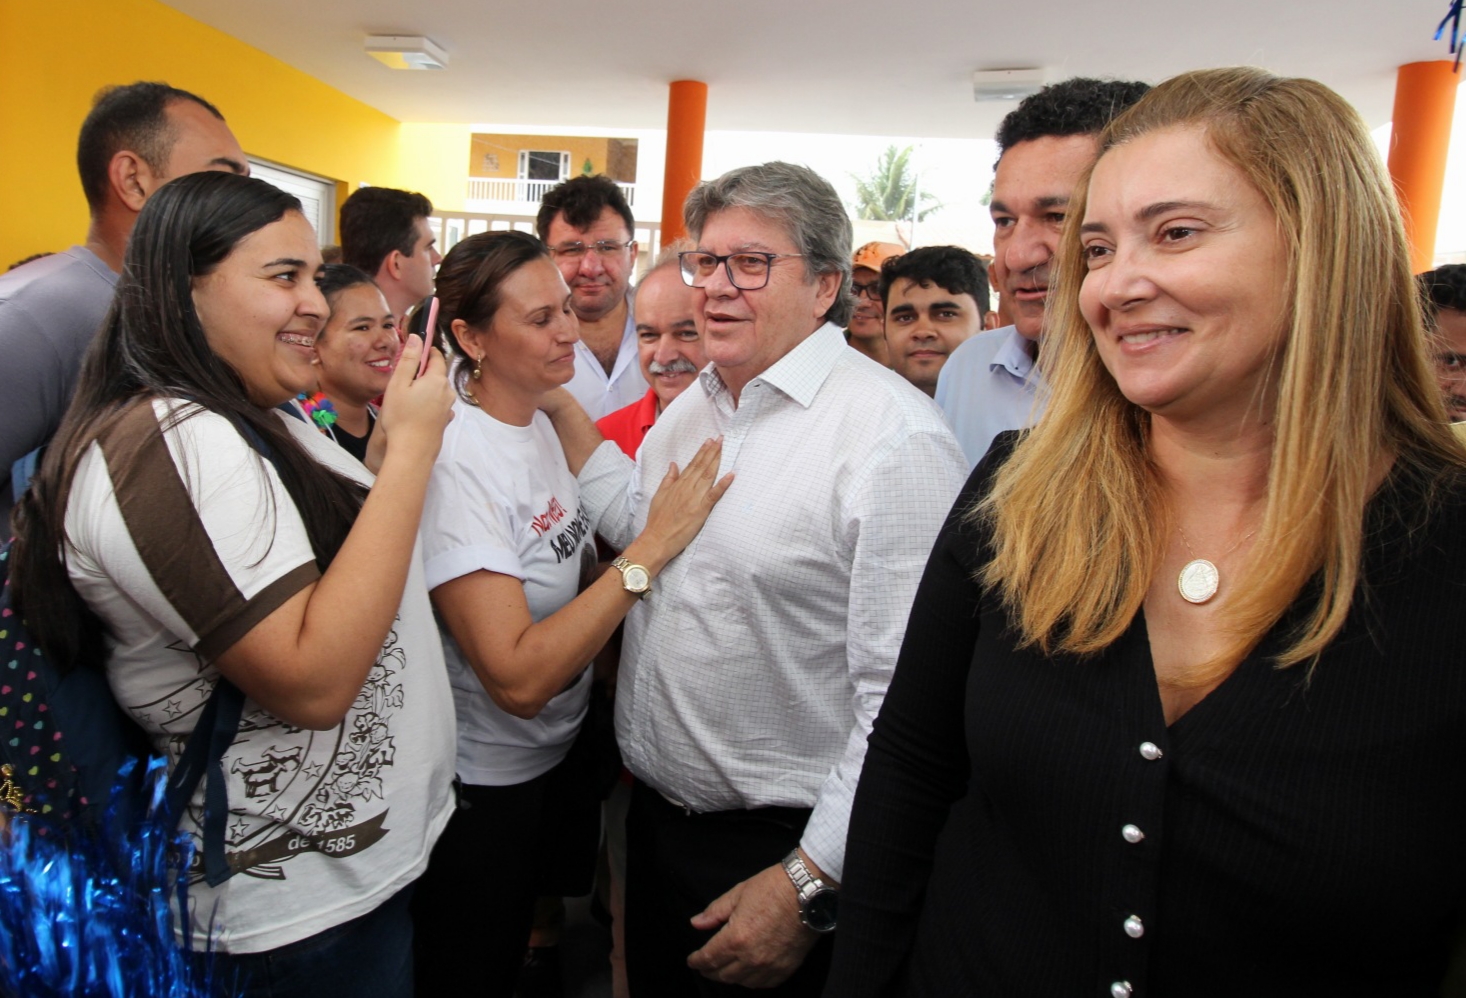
[1436,0,1465,70]
[0,757,216,997]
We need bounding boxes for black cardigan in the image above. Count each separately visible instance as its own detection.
[827,434,1466,997]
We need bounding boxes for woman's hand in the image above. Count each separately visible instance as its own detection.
[378,336,455,464]
[538,386,578,417]
[628,438,733,571]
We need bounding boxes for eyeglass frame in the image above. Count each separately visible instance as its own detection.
[678,251,807,291]
[549,239,636,260]
[851,279,883,300]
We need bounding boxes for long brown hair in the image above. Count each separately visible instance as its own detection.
[11,172,367,671]
[980,67,1463,670]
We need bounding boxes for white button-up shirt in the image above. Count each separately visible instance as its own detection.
[564,290,649,421]
[579,322,966,879]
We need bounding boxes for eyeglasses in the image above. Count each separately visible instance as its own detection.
[679,251,806,291]
[550,239,635,260]
[851,280,882,301]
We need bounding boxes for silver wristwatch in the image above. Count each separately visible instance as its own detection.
[782,849,838,933]
[611,556,651,599]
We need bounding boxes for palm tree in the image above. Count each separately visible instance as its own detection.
[850,145,943,224]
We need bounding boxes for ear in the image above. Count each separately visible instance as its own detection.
[384,249,406,283]
[628,239,640,271]
[813,269,842,320]
[450,317,483,362]
[109,150,154,213]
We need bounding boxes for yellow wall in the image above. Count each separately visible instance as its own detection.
[0,0,475,264]
[400,124,472,216]
[468,135,611,179]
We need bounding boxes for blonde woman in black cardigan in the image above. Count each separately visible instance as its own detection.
[830,67,1466,998]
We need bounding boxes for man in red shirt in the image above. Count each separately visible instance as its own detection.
[596,244,708,456]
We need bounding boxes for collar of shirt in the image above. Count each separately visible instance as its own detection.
[572,287,640,379]
[695,321,847,411]
[991,325,1035,380]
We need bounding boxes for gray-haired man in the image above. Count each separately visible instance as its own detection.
[548,161,965,995]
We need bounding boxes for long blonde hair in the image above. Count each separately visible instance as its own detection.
[980,67,1463,669]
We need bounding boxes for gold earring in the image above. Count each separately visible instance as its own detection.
[471,356,483,381]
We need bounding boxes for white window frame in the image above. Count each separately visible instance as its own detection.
[248,158,337,242]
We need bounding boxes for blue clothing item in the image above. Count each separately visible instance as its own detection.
[208,883,414,998]
[933,324,1044,469]
[0,246,118,517]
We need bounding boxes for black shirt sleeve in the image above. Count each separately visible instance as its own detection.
[824,433,1016,997]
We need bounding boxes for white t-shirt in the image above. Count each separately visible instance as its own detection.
[64,400,456,953]
[420,400,596,786]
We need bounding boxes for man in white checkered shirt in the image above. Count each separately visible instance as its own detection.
[546,161,966,996]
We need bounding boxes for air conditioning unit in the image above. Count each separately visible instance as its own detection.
[365,36,448,71]
[972,68,1046,103]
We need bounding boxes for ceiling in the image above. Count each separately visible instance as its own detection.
[162,0,1459,138]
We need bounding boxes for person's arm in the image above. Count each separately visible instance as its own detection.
[542,385,643,549]
[210,337,455,729]
[539,386,604,475]
[687,428,969,988]
[431,439,731,719]
[821,445,1009,996]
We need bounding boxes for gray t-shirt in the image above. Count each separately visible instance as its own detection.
[0,246,118,518]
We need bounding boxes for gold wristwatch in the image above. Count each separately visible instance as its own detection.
[611,556,651,599]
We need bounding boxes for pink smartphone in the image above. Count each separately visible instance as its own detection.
[417,297,440,378]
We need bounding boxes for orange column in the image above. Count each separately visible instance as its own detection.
[1388,61,1460,273]
[660,81,708,244]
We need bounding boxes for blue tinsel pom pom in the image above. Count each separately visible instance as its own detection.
[0,757,216,997]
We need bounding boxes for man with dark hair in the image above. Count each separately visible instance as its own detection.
[880,245,988,396]
[549,161,965,996]
[536,175,648,419]
[1419,263,1466,421]
[338,187,440,320]
[936,76,1150,467]
[0,81,245,517]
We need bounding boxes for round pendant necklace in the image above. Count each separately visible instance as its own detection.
[1175,525,1256,604]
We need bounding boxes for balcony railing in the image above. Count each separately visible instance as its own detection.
[429,210,662,276]
[466,177,636,207]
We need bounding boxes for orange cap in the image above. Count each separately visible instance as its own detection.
[851,241,905,273]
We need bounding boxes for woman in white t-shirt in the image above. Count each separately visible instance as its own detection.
[412,230,730,995]
[9,172,458,998]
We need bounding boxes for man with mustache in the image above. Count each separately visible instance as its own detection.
[935,77,1149,468]
[538,175,650,420]
[597,242,708,456]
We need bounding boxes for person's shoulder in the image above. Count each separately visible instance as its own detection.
[831,351,953,429]
[82,401,262,503]
[949,325,1013,369]
[0,248,114,306]
[0,249,115,341]
[595,396,641,434]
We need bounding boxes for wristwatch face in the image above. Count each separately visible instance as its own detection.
[803,888,838,933]
[622,564,650,592]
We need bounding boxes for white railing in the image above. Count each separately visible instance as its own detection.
[429,211,661,278]
[466,177,636,207]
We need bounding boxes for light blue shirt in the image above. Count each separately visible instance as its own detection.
[934,324,1044,469]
